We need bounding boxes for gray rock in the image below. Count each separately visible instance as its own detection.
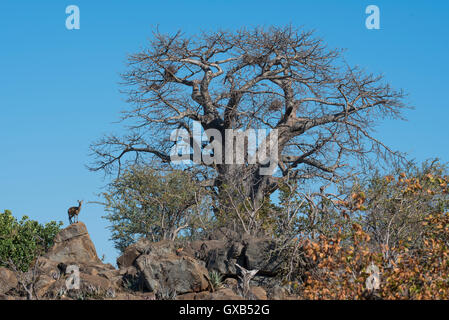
[242,238,281,276]
[116,239,151,268]
[205,242,245,276]
[134,241,210,295]
[186,237,283,278]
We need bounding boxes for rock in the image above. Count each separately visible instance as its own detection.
[117,247,140,269]
[207,241,245,276]
[176,292,197,300]
[98,268,121,281]
[139,292,156,300]
[177,288,244,300]
[79,273,116,293]
[0,267,18,294]
[0,293,17,300]
[136,255,210,294]
[113,292,141,300]
[35,223,127,299]
[3,220,289,300]
[209,288,244,300]
[39,278,67,299]
[34,274,56,299]
[195,291,213,300]
[134,241,211,295]
[187,239,244,276]
[120,266,145,291]
[250,286,268,300]
[189,240,225,260]
[113,292,155,300]
[35,257,60,279]
[45,222,102,265]
[206,247,233,275]
[186,237,282,278]
[223,277,238,289]
[243,238,281,275]
[44,272,116,299]
[269,286,288,300]
[117,238,152,268]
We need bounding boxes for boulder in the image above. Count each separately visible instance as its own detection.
[186,237,282,277]
[205,241,245,276]
[134,241,211,295]
[242,238,281,276]
[250,286,268,300]
[117,238,152,268]
[188,240,225,260]
[34,274,56,299]
[45,222,102,265]
[120,266,145,291]
[206,247,233,275]
[0,267,18,294]
[79,273,116,292]
[35,257,60,279]
[223,277,238,289]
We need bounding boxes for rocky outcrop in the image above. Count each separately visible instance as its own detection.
[113,228,290,299]
[182,235,283,278]
[19,222,120,299]
[44,222,102,265]
[0,267,18,294]
[1,223,295,300]
[0,223,122,300]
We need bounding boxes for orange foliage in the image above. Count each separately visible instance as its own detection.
[297,171,449,299]
[299,212,449,299]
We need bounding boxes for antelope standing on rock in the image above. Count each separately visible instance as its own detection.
[68,200,83,224]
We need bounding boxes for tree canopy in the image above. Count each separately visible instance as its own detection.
[90,25,408,235]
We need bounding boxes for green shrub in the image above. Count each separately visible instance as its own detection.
[102,165,214,251]
[0,210,62,272]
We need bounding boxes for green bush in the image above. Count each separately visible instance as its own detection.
[102,165,214,251]
[0,210,62,272]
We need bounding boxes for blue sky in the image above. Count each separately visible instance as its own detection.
[0,1,448,265]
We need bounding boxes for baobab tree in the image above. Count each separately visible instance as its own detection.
[89,25,407,234]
